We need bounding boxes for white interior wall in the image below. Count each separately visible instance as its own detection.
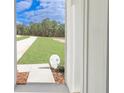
[14,0,17,86]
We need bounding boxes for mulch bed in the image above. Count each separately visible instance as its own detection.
[51,68,65,84]
[16,70,64,84]
[16,72,29,85]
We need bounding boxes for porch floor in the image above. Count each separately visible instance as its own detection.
[15,83,69,93]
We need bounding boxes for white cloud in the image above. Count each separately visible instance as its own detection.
[16,0,65,24]
[16,0,32,12]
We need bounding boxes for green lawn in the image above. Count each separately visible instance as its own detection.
[18,37,64,65]
[16,36,29,41]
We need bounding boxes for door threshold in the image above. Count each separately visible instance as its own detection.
[15,83,70,93]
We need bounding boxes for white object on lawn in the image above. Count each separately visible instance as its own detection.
[49,54,60,69]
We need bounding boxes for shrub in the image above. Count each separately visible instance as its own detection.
[57,65,64,73]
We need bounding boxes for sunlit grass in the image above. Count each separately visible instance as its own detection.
[18,37,64,65]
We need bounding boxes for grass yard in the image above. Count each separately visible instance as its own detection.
[18,37,64,65]
[16,36,29,41]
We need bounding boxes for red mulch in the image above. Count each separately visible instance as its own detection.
[16,70,64,84]
[16,72,29,85]
[51,69,65,84]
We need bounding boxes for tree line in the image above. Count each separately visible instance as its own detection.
[16,18,65,37]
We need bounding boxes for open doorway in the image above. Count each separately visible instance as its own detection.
[15,0,109,92]
[16,0,65,85]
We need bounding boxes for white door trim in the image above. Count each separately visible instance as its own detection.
[65,0,109,93]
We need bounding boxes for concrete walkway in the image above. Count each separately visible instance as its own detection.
[17,64,55,83]
[17,36,37,61]
[52,37,65,43]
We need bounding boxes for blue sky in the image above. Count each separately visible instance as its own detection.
[16,0,65,25]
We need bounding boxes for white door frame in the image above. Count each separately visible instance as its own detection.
[14,0,109,93]
[65,0,109,93]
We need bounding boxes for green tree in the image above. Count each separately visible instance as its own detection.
[16,18,65,37]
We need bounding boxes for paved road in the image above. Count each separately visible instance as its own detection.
[17,36,37,61]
